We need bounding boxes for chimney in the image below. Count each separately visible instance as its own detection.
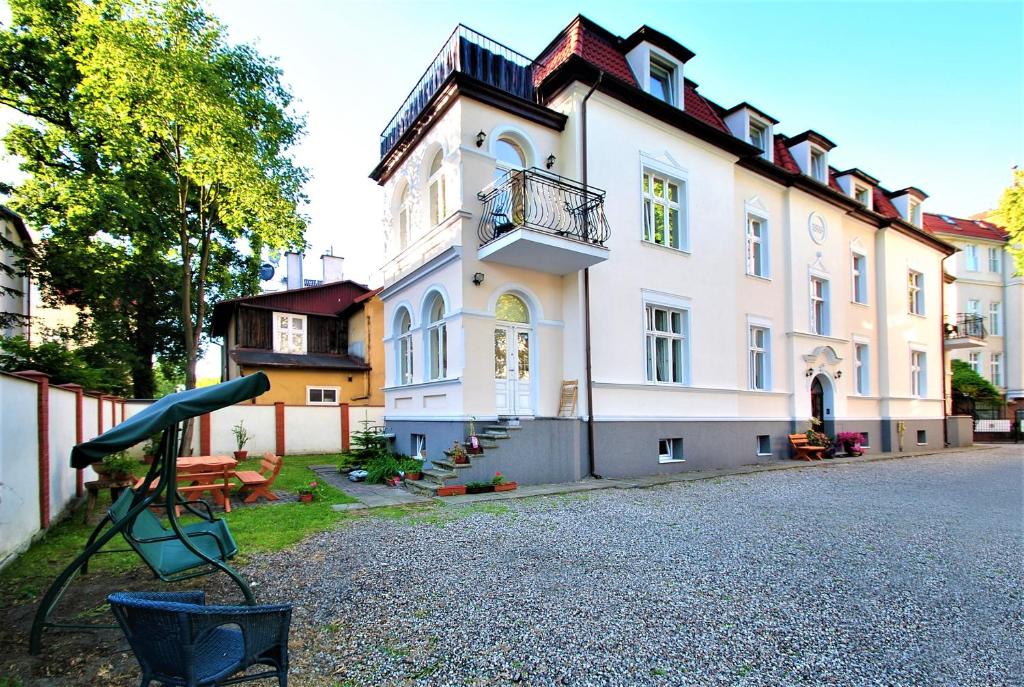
[321,254,345,284]
[285,251,303,290]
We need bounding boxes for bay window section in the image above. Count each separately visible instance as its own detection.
[645,303,689,385]
[854,343,869,395]
[810,277,830,335]
[426,295,447,380]
[746,214,769,278]
[851,252,868,304]
[642,170,687,251]
[908,270,924,315]
[748,325,770,391]
[396,309,414,385]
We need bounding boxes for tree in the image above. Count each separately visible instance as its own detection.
[0,334,131,394]
[993,168,1024,275]
[0,1,307,446]
[951,360,1001,401]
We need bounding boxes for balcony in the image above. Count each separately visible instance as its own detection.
[944,314,987,350]
[380,26,535,159]
[476,169,611,275]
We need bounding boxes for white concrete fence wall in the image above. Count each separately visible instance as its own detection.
[0,368,384,568]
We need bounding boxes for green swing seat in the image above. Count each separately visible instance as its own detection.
[108,489,238,579]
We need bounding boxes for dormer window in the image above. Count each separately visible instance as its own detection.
[649,56,676,105]
[749,120,768,156]
[810,149,826,182]
[855,185,870,206]
[907,199,922,226]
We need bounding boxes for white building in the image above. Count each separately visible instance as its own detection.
[0,205,31,339]
[369,18,956,489]
[925,213,1022,416]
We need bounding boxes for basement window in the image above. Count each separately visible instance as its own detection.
[756,435,771,456]
[916,430,927,446]
[860,432,870,448]
[659,437,684,463]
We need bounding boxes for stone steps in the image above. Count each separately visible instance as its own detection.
[432,458,471,471]
[403,479,438,496]
[423,468,457,485]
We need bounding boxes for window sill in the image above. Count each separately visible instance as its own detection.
[384,377,461,392]
[908,312,927,319]
[756,452,772,457]
[644,380,690,388]
[745,272,772,283]
[850,300,869,307]
[658,457,686,464]
[748,387,774,393]
[641,240,691,256]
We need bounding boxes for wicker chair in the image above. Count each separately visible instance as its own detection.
[107,591,292,687]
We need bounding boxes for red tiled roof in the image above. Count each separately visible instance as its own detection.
[922,213,1008,242]
[872,187,900,219]
[773,136,800,173]
[683,82,728,132]
[534,17,637,87]
[827,168,844,194]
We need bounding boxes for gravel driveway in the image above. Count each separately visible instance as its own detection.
[247,447,1023,687]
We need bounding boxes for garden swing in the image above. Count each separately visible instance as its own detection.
[28,372,271,655]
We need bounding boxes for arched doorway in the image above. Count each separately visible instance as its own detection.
[810,374,835,436]
[494,293,533,416]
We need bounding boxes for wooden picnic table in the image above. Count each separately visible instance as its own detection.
[176,455,238,509]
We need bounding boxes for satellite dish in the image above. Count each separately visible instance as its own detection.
[259,263,275,281]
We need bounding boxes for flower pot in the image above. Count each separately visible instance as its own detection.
[234,450,248,461]
[143,454,156,464]
[298,493,314,503]
[465,485,494,495]
[436,485,466,497]
[493,482,518,492]
[404,471,422,481]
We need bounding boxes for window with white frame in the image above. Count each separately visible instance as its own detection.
[854,185,871,206]
[908,270,924,315]
[642,170,686,251]
[273,312,307,354]
[396,308,414,385]
[425,294,447,380]
[398,187,411,251]
[746,214,769,277]
[966,299,981,317]
[910,350,926,397]
[428,149,446,227]
[645,303,689,384]
[851,252,868,304]
[968,351,980,374]
[756,435,771,456]
[649,56,676,105]
[908,199,922,226]
[748,120,769,157]
[307,386,339,405]
[658,437,684,463]
[854,342,869,395]
[988,247,1002,273]
[991,352,1003,386]
[964,244,979,271]
[810,277,829,335]
[989,302,1002,335]
[749,325,770,390]
[810,148,826,182]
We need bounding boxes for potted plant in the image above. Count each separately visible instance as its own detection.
[401,457,423,481]
[297,480,321,503]
[465,481,494,495]
[231,421,252,461]
[466,417,483,455]
[448,441,470,465]
[806,419,834,459]
[836,432,864,457]
[93,452,138,481]
[436,484,467,497]
[492,471,518,492]
[141,435,160,464]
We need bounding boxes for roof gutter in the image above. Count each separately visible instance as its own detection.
[582,70,604,480]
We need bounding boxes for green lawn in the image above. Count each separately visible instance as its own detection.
[0,453,357,603]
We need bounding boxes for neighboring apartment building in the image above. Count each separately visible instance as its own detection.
[369,17,955,487]
[925,213,1022,415]
[0,205,31,339]
[211,253,384,407]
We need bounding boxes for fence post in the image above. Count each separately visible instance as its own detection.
[275,402,286,456]
[340,403,350,452]
[16,370,51,529]
[200,413,212,456]
[61,383,85,497]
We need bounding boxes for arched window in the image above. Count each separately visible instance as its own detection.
[425,294,447,380]
[493,137,526,184]
[396,308,413,385]
[428,150,446,227]
[496,293,529,323]
[397,186,411,251]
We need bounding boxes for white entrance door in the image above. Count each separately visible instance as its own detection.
[494,324,532,416]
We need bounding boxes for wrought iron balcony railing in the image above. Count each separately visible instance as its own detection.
[477,169,611,247]
[945,314,987,340]
[379,25,535,158]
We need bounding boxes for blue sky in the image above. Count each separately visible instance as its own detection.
[205,0,1023,287]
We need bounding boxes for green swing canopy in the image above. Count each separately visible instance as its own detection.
[70,373,270,469]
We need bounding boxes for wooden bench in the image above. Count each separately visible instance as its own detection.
[788,434,825,462]
[135,464,233,514]
[234,452,283,504]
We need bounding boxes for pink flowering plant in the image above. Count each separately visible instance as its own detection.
[491,471,506,486]
[297,479,322,498]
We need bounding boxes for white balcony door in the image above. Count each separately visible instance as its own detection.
[493,293,533,416]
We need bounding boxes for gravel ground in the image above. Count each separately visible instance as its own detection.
[245,447,1022,687]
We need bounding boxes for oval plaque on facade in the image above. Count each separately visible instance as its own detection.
[808,213,827,245]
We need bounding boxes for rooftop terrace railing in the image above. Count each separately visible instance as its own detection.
[379,25,535,158]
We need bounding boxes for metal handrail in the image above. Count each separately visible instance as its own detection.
[945,313,987,339]
[477,168,612,247]
[379,25,535,158]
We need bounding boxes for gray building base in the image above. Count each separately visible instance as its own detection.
[880,418,945,452]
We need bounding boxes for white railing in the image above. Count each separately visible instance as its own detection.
[974,419,1011,432]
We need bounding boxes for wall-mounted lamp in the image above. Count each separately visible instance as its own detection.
[472,272,485,286]
[475,131,487,148]
[835,370,843,379]
[805,368,815,378]
[546,154,557,169]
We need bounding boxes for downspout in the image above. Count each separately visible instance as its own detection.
[940,254,951,447]
[582,71,604,479]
